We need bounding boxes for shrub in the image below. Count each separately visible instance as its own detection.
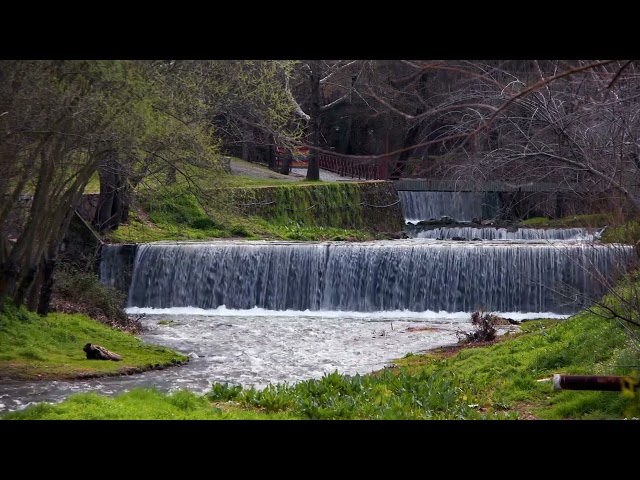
[51,264,138,332]
[230,224,253,237]
[190,217,222,230]
[457,310,501,344]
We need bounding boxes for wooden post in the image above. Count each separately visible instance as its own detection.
[552,374,636,392]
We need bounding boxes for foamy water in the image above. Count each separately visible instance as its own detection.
[0,308,566,414]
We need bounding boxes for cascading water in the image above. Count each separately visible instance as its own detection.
[103,239,633,315]
[99,244,125,289]
[399,190,502,223]
[408,226,602,241]
[4,195,631,415]
[99,243,137,293]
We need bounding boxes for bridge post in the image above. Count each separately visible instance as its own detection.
[379,156,390,180]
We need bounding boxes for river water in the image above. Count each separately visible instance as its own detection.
[0,214,625,415]
[0,307,564,414]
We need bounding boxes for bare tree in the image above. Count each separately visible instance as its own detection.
[443,61,640,221]
[288,60,364,180]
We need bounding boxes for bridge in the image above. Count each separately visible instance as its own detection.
[317,152,392,181]
[312,152,587,193]
[393,179,589,192]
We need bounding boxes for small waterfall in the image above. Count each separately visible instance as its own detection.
[99,243,138,294]
[410,226,600,241]
[105,240,633,314]
[399,191,502,223]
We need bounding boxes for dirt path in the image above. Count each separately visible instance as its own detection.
[228,158,301,181]
[228,158,359,182]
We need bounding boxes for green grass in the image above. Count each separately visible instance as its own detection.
[394,311,640,420]
[7,155,640,419]
[106,179,379,244]
[107,210,235,243]
[223,175,324,189]
[249,217,372,241]
[202,369,498,420]
[0,388,301,420]
[518,213,616,228]
[107,198,376,244]
[3,295,639,419]
[99,154,392,244]
[600,220,640,244]
[0,300,187,381]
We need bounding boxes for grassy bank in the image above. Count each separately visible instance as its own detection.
[0,300,187,382]
[2,296,639,419]
[100,157,403,245]
[3,159,639,420]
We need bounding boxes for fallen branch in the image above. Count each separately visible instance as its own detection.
[83,343,123,361]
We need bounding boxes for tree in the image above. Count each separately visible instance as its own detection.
[0,61,215,313]
[286,61,365,180]
[0,60,145,312]
[358,60,632,195]
[1,59,310,314]
[462,60,640,215]
[203,60,305,172]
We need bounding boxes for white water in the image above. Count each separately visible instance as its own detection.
[119,239,629,314]
[399,190,502,223]
[408,226,602,242]
[1,221,628,415]
[0,307,566,414]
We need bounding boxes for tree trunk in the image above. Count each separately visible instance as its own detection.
[389,73,427,180]
[343,75,356,154]
[0,235,14,309]
[26,258,45,311]
[36,257,56,316]
[93,150,129,234]
[0,260,20,310]
[94,168,116,232]
[7,141,59,302]
[388,120,420,180]
[306,65,321,181]
[267,134,276,171]
[14,265,38,307]
[120,195,130,224]
[279,149,293,175]
[242,127,254,162]
[37,185,93,315]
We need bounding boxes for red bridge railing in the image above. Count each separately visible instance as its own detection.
[318,153,395,180]
[272,148,397,180]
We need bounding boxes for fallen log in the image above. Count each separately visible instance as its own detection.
[83,343,123,361]
[552,374,637,392]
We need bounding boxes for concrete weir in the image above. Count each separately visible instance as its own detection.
[100,239,633,315]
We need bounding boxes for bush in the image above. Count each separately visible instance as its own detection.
[191,217,223,230]
[51,264,139,332]
[457,310,501,344]
[230,224,253,237]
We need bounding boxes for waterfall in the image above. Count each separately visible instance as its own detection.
[399,191,502,223]
[99,243,137,293]
[100,240,633,315]
[409,226,601,241]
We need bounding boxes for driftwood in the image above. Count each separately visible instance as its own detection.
[83,343,123,361]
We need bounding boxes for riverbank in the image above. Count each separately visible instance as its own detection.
[2,296,638,420]
[3,158,639,420]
